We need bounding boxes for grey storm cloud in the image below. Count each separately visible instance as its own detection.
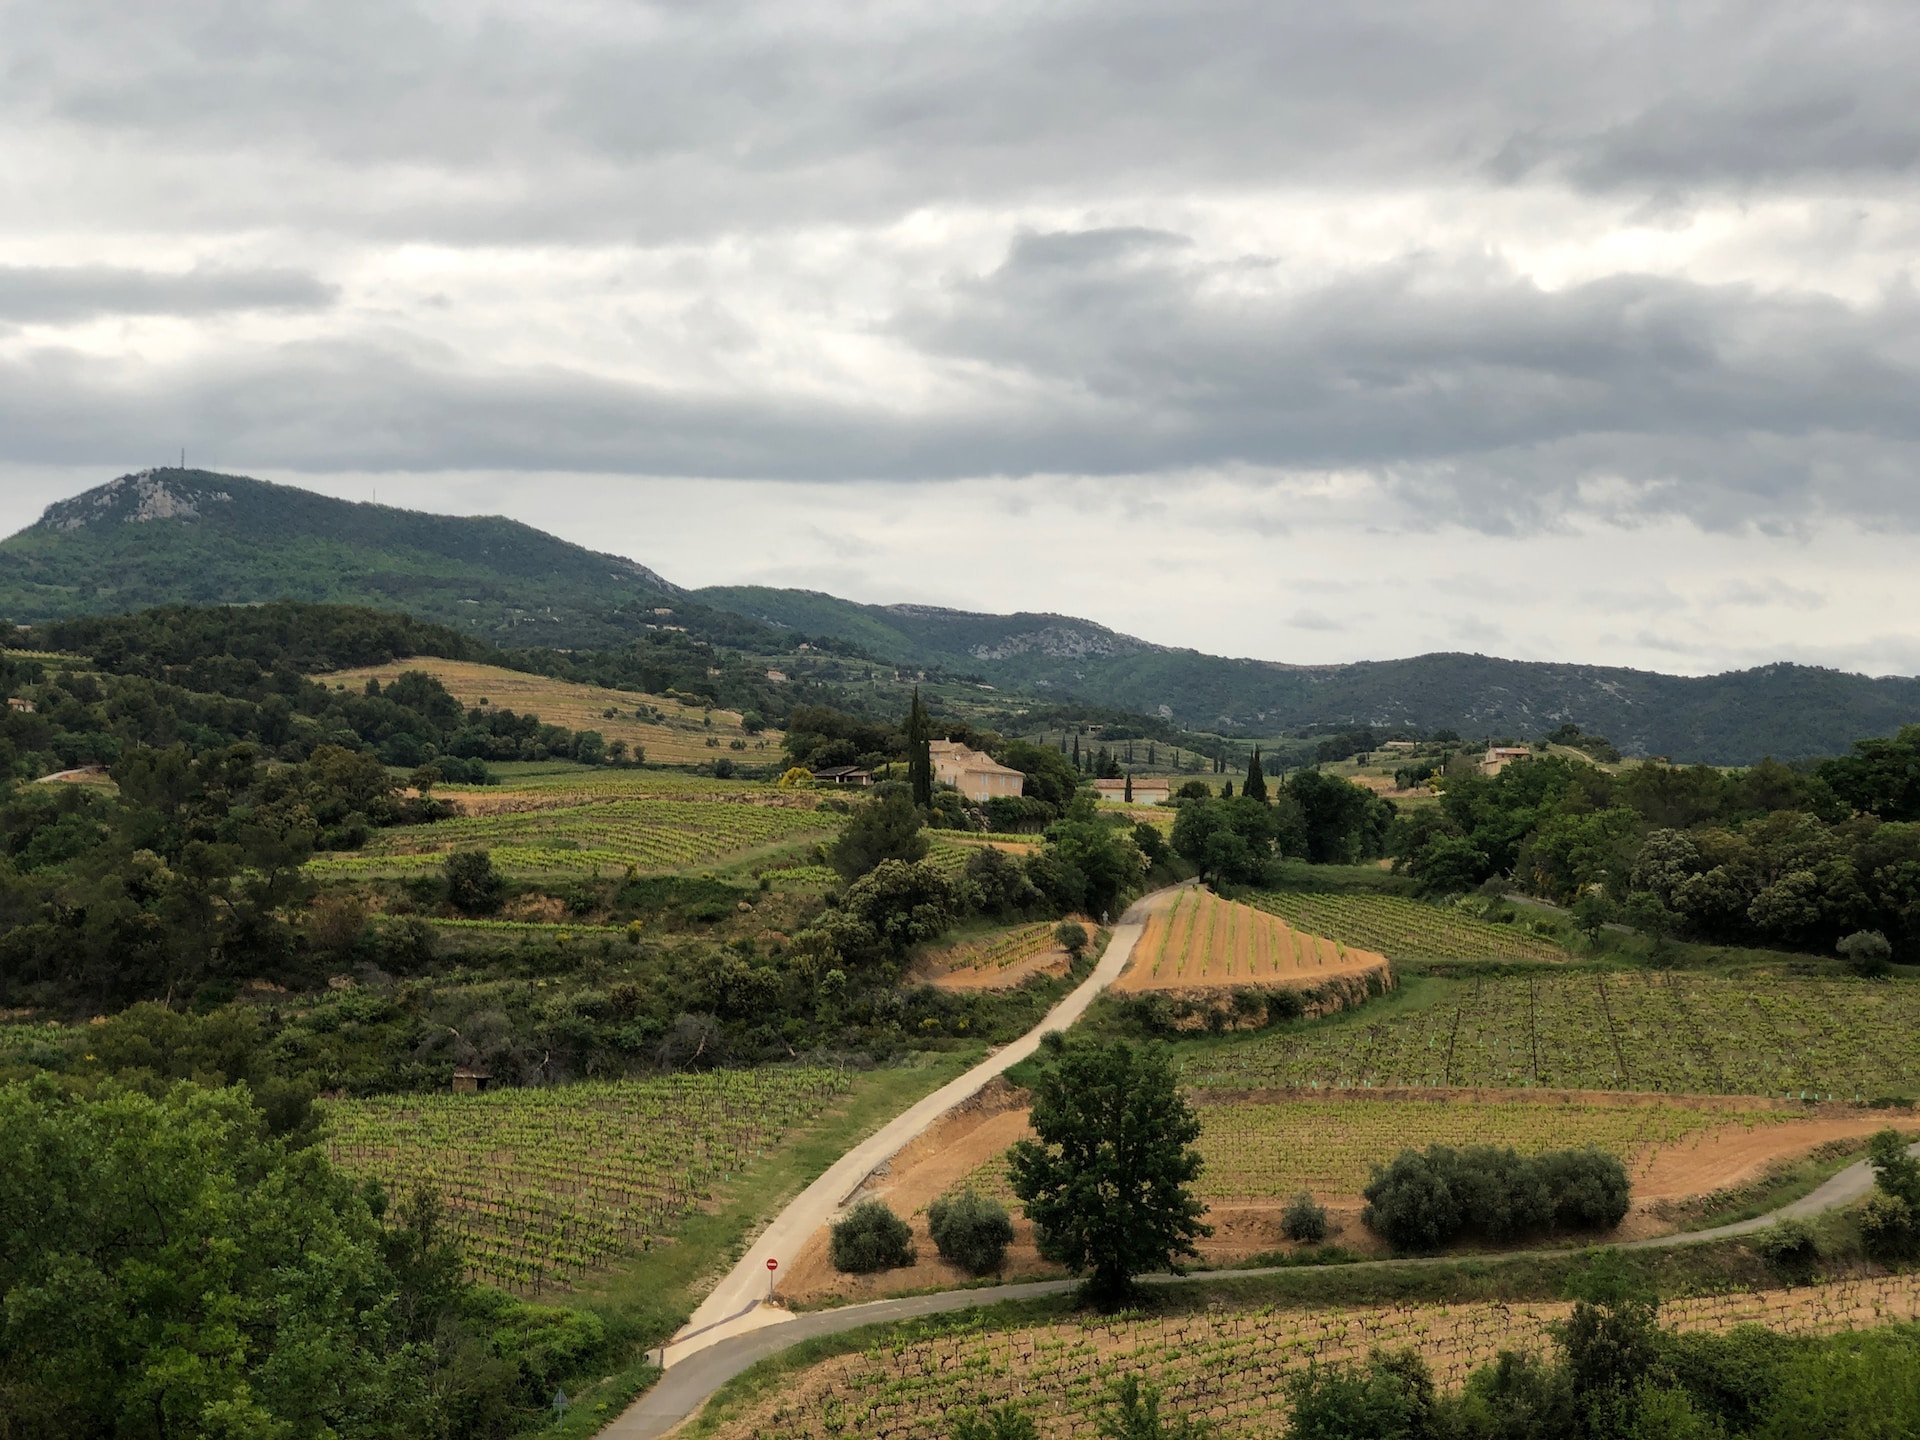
[3,0,1920,539]
[0,265,337,323]
[6,224,1919,541]
[7,1,1920,243]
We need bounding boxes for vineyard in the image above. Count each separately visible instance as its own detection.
[962,1094,1794,1203]
[927,920,1088,987]
[378,915,628,942]
[1116,888,1388,993]
[704,1272,1920,1438]
[925,835,1037,877]
[308,795,840,879]
[323,1069,852,1292]
[1246,890,1569,964]
[1182,972,1920,1099]
[1192,1095,1791,1198]
[320,657,780,765]
[458,766,780,800]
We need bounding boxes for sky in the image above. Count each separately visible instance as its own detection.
[3,0,1918,677]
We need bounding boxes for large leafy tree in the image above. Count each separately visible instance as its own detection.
[1008,1038,1210,1308]
[0,1079,434,1440]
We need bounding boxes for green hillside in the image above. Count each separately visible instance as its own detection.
[0,468,686,648]
[697,585,1920,764]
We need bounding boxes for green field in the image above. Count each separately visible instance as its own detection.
[1246,890,1570,964]
[309,794,840,879]
[1181,972,1920,1099]
[324,1069,853,1293]
[965,1094,1790,1203]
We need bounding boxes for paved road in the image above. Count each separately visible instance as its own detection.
[642,882,1192,1377]
[604,1132,1916,1439]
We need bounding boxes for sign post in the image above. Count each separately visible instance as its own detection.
[765,1256,779,1301]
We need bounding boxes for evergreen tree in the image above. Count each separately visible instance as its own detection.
[1244,746,1268,802]
[1072,734,1082,770]
[1124,772,1134,803]
[905,688,933,807]
[1148,741,1157,766]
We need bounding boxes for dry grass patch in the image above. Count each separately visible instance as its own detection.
[320,658,782,766]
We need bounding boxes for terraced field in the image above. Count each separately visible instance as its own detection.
[1246,890,1569,963]
[1182,972,1920,1099]
[1117,888,1387,993]
[321,658,781,765]
[324,1069,852,1292]
[309,794,839,879]
[926,920,1096,988]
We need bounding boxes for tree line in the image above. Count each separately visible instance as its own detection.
[1394,727,1920,960]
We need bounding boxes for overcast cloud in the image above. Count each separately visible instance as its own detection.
[2,0,1917,675]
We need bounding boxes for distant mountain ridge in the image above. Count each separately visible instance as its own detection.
[693,586,1920,764]
[2,469,1914,764]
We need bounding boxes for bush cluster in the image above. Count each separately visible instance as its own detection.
[1362,1144,1629,1251]
[928,1189,1015,1275]
[1280,1192,1330,1244]
[830,1200,916,1274]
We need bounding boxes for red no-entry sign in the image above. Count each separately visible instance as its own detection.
[766,1257,779,1272]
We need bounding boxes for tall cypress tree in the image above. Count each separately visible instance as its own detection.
[906,687,933,807]
[1124,772,1134,803]
[1072,733,1082,770]
[1244,746,1268,802]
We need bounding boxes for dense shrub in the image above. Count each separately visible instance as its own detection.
[1362,1145,1629,1251]
[444,849,505,915]
[1753,1216,1821,1275]
[830,1200,916,1274]
[1859,1191,1918,1263]
[1534,1147,1633,1230]
[928,1189,1015,1275]
[1837,928,1894,977]
[1281,1192,1330,1245]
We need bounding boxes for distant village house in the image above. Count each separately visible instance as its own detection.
[1094,777,1171,806]
[1480,745,1532,775]
[7,697,35,714]
[930,740,1025,803]
[809,765,874,787]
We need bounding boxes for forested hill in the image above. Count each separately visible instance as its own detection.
[0,468,685,648]
[696,586,1920,764]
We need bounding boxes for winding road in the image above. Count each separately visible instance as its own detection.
[600,878,1916,1439]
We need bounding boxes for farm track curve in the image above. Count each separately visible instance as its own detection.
[633,883,1195,1373]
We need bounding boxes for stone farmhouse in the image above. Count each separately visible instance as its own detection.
[930,740,1026,803]
[1481,745,1533,775]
